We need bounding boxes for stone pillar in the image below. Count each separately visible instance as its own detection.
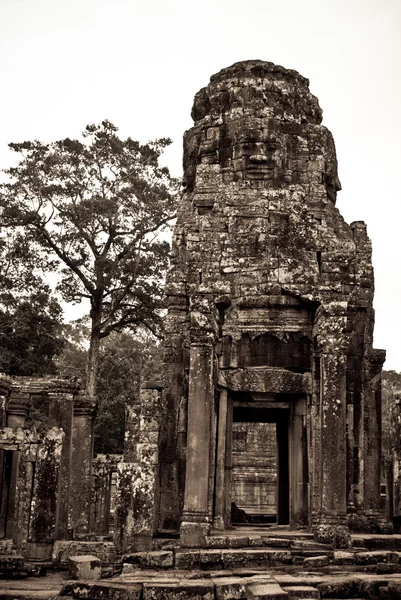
[2,393,31,540]
[361,350,392,532]
[28,429,64,544]
[114,385,161,552]
[314,303,350,547]
[290,397,308,527]
[48,391,74,539]
[69,395,97,534]
[180,343,214,546]
[213,387,228,530]
[315,350,350,546]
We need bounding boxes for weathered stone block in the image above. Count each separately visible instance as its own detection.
[282,587,320,599]
[206,536,229,548]
[0,555,24,572]
[61,581,142,599]
[246,582,288,599]
[143,580,214,599]
[213,577,247,600]
[355,550,399,565]
[68,555,101,580]
[0,540,13,556]
[175,549,201,569]
[303,555,329,569]
[52,541,118,565]
[199,550,222,567]
[317,578,360,598]
[332,550,355,565]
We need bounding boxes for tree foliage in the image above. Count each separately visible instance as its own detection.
[0,121,177,395]
[0,289,64,376]
[0,227,64,376]
[56,323,162,454]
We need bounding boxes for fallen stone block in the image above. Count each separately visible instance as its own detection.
[246,582,288,599]
[143,579,214,599]
[68,555,101,580]
[332,551,355,565]
[303,555,329,569]
[213,576,247,599]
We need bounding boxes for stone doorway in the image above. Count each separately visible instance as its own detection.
[0,449,18,539]
[231,404,290,526]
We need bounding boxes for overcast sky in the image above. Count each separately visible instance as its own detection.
[1,0,400,370]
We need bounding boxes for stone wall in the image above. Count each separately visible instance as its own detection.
[0,375,98,558]
[232,422,277,519]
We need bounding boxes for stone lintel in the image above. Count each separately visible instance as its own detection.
[11,377,81,395]
[218,367,311,394]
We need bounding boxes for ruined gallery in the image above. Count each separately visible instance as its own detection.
[1,61,401,598]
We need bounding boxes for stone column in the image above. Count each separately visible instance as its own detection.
[290,397,308,527]
[114,384,161,552]
[48,390,74,539]
[180,343,214,546]
[361,350,392,532]
[3,393,31,539]
[213,387,228,530]
[28,429,64,545]
[314,303,350,547]
[69,394,97,534]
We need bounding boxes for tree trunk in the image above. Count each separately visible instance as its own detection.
[87,311,102,398]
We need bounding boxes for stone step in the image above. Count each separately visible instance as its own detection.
[122,546,401,572]
[0,593,59,599]
[282,586,320,599]
[143,580,214,599]
[246,582,288,599]
[61,581,142,600]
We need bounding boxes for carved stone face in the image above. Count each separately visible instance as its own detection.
[232,133,281,182]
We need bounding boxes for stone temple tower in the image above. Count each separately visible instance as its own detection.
[157,60,388,547]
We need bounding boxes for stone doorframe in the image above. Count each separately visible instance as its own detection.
[213,391,309,531]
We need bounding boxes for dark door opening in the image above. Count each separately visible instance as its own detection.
[231,406,290,525]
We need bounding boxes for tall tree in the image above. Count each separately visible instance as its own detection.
[0,121,177,396]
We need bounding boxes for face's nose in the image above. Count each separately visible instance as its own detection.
[249,153,268,163]
[249,143,268,163]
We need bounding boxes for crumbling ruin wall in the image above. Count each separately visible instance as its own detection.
[0,376,99,559]
[157,60,388,546]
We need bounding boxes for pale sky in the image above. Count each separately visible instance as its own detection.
[1,0,400,370]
